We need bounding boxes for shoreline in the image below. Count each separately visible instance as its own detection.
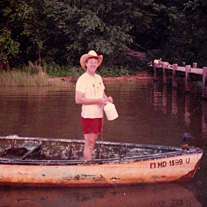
[50,71,153,83]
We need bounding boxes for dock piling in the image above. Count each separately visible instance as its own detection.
[162,62,167,84]
[172,64,177,88]
[150,61,205,98]
[193,62,197,68]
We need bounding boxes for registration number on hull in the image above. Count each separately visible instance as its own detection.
[150,158,190,169]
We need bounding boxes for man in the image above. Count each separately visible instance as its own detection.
[75,50,113,160]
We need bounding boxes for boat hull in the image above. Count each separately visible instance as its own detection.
[0,152,202,187]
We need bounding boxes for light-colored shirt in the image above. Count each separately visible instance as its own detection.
[76,72,105,118]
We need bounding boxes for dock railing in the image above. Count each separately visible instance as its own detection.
[151,62,207,99]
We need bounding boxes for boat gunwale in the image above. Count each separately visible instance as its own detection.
[0,150,203,166]
[0,135,189,150]
[0,136,203,165]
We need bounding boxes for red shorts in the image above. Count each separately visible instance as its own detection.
[81,117,103,134]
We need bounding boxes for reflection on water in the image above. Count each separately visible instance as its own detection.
[172,89,178,116]
[0,87,81,139]
[0,81,207,206]
[0,183,202,207]
[202,102,207,139]
[151,82,207,141]
[185,95,191,126]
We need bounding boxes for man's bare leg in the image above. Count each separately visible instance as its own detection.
[83,133,99,160]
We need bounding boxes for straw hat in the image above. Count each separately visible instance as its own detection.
[80,50,103,70]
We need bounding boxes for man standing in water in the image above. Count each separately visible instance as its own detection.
[75,50,113,160]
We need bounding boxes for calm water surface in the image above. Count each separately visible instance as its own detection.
[0,79,207,206]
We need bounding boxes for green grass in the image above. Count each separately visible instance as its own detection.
[0,71,73,88]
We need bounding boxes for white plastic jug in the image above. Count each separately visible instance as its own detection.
[104,102,118,121]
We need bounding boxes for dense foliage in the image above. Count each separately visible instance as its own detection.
[0,0,207,75]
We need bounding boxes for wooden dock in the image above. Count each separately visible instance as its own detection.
[151,62,207,99]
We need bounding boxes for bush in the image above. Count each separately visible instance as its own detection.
[97,66,129,77]
[68,67,84,80]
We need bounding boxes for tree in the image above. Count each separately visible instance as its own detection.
[1,0,155,70]
[57,0,154,66]
[147,0,207,65]
[7,0,206,71]
[184,0,207,65]
[20,0,49,66]
[0,0,22,70]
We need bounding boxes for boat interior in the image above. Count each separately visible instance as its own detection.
[0,137,176,161]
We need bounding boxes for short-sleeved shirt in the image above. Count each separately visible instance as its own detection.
[76,72,105,118]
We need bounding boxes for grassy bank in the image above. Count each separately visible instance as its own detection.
[0,71,73,87]
[0,60,146,87]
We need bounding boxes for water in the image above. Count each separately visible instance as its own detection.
[0,79,207,206]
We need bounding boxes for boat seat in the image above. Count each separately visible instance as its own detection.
[19,141,43,160]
